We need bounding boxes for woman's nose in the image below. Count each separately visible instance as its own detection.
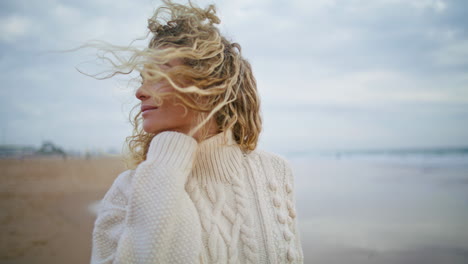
[135,85,149,101]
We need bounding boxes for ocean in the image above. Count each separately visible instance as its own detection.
[289,148,468,264]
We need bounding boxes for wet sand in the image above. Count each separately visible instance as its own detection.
[0,157,125,264]
[293,158,468,264]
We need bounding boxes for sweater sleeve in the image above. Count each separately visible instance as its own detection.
[91,131,202,264]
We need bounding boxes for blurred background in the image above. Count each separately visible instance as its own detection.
[1,0,467,263]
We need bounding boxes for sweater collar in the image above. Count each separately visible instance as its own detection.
[191,128,245,185]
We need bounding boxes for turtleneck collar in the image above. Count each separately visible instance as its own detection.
[191,129,245,185]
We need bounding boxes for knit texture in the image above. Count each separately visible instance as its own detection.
[91,129,304,264]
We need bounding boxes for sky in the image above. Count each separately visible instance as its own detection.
[0,0,467,155]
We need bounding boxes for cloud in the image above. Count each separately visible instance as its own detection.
[0,14,31,43]
[52,3,82,23]
[433,38,468,66]
[408,0,447,12]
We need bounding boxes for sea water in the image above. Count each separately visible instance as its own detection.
[290,148,468,264]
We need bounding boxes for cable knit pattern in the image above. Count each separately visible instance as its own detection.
[91,129,304,263]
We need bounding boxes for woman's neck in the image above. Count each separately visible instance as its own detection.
[190,116,220,143]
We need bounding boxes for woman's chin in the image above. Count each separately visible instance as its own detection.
[142,123,157,134]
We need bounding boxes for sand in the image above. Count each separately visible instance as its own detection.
[0,157,125,264]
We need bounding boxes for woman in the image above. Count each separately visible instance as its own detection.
[90,1,304,263]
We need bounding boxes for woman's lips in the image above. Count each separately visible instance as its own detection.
[142,107,158,116]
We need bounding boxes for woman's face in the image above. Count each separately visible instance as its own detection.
[135,58,198,135]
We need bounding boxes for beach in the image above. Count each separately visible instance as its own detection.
[0,157,125,264]
[1,155,467,263]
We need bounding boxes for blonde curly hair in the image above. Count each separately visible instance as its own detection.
[75,0,261,169]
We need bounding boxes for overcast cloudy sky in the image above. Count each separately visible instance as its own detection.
[1,0,467,154]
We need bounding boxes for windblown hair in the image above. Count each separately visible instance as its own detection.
[77,0,261,169]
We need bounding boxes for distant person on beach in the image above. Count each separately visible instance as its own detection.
[89,1,303,263]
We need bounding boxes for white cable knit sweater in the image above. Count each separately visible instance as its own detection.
[91,129,304,264]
